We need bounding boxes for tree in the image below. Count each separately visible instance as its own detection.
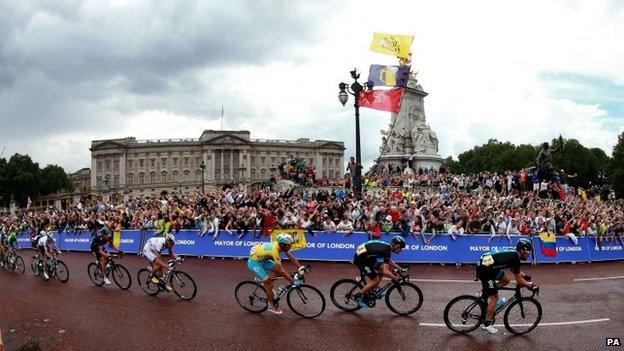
[610,131,624,198]
[444,156,464,174]
[0,153,74,207]
[1,154,40,205]
[40,165,74,196]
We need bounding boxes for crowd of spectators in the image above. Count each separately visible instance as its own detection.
[0,167,622,250]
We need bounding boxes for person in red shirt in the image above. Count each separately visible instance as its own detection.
[367,220,382,240]
[261,209,278,237]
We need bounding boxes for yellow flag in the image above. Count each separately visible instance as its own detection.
[270,228,307,251]
[370,32,413,58]
[113,230,121,248]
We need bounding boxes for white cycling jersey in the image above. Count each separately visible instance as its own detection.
[37,236,52,248]
[143,237,166,262]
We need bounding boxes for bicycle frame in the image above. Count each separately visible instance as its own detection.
[254,266,310,303]
[357,269,410,300]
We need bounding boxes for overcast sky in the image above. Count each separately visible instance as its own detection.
[1,0,623,173]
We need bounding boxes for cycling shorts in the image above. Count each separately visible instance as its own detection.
[353,254,385,280]
[247,259,276,281]
[476,268,505,296]
[91,244,106,259]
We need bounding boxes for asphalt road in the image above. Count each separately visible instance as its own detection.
[1,252,623,351]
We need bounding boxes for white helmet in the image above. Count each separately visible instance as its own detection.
[165,233,176,244]
[276,233,295,245]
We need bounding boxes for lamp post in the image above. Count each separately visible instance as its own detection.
[200,161,206,194]
[338,69,365,198]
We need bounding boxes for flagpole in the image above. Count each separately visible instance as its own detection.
[220,106,224,131]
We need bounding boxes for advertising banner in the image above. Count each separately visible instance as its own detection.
[589,240,624,261]
[532,236,591,263]
[57,231,91,251]
[116,230,143,254]
[16,232,34,250]
[42,229,621,264]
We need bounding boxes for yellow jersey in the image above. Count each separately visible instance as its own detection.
[249,242,281,263]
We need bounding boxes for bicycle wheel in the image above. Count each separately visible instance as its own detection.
[235,281,268,313]
[13,256,25,274]
[385,282,423,315]
[137,269,160,296]
[329,279,362,312]
[56,260,69,283]
[88,263,104,286]
[287,284,326,318]
[503,297,542,335]
[112,264,132,290]
[443,295,485,334]
[30,257,40,276]
[170,271,197,300]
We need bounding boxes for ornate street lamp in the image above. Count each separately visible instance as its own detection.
[200,161,206,194]
[338,69,366,197]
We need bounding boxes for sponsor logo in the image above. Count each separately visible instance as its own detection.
[606,337,621,346]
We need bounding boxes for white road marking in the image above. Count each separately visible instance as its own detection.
[573,275,624,282]
[381,278,476,283]
[411,279,476,283]
[421,318,610,328]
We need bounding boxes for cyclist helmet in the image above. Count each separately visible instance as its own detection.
[276,233,295,245]
[165,233,176,245]
[390,235,406,249]
[516,238,532,252]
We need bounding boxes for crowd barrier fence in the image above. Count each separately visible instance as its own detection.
[14,230,624,264]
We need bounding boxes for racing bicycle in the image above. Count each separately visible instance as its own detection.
[235,265,326,318]
[330,266,423,315]
[0,249,25,274]
[443,276,542,335]
[87,252,132,290]
[137,256,197,300]
[31,253,69,283]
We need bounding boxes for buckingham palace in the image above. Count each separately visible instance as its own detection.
[90,130,345,198]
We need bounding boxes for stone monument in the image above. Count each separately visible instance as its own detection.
[377,75,443,171]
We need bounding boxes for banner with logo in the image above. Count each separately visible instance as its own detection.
[589,240,624,261]
[57,230,143,254]
[18,229,622,264]
[531,235,591,263]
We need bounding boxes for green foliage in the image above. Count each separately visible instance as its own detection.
[456,139,538,174]
[0,153,73,207]
[444,156,464,174]
[40,165,74,196]
[610,131,624,198]
[452,137,616,192]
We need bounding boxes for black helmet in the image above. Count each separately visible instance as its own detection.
[391,235,406,249]
[516,238,533,252]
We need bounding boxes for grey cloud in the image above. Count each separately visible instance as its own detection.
[0,0,340,168]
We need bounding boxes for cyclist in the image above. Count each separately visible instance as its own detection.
[36,232,62,279]
[352,235,406,307]
[247,233,304,315]
[4,226,20,265]
[476,238,538,334]
[90,222,120,285]
[142,233,176,292]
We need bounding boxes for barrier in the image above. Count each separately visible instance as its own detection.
[532,236,593,263]
[14,229,623,264]
[57,230,143,254]
[153,231,531,264]
[589,241,624,261]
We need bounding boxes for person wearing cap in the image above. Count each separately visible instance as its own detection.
[142,233,177,292]
[475,238,538,334]
[247,233,303,315]
[352,236,407,308]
